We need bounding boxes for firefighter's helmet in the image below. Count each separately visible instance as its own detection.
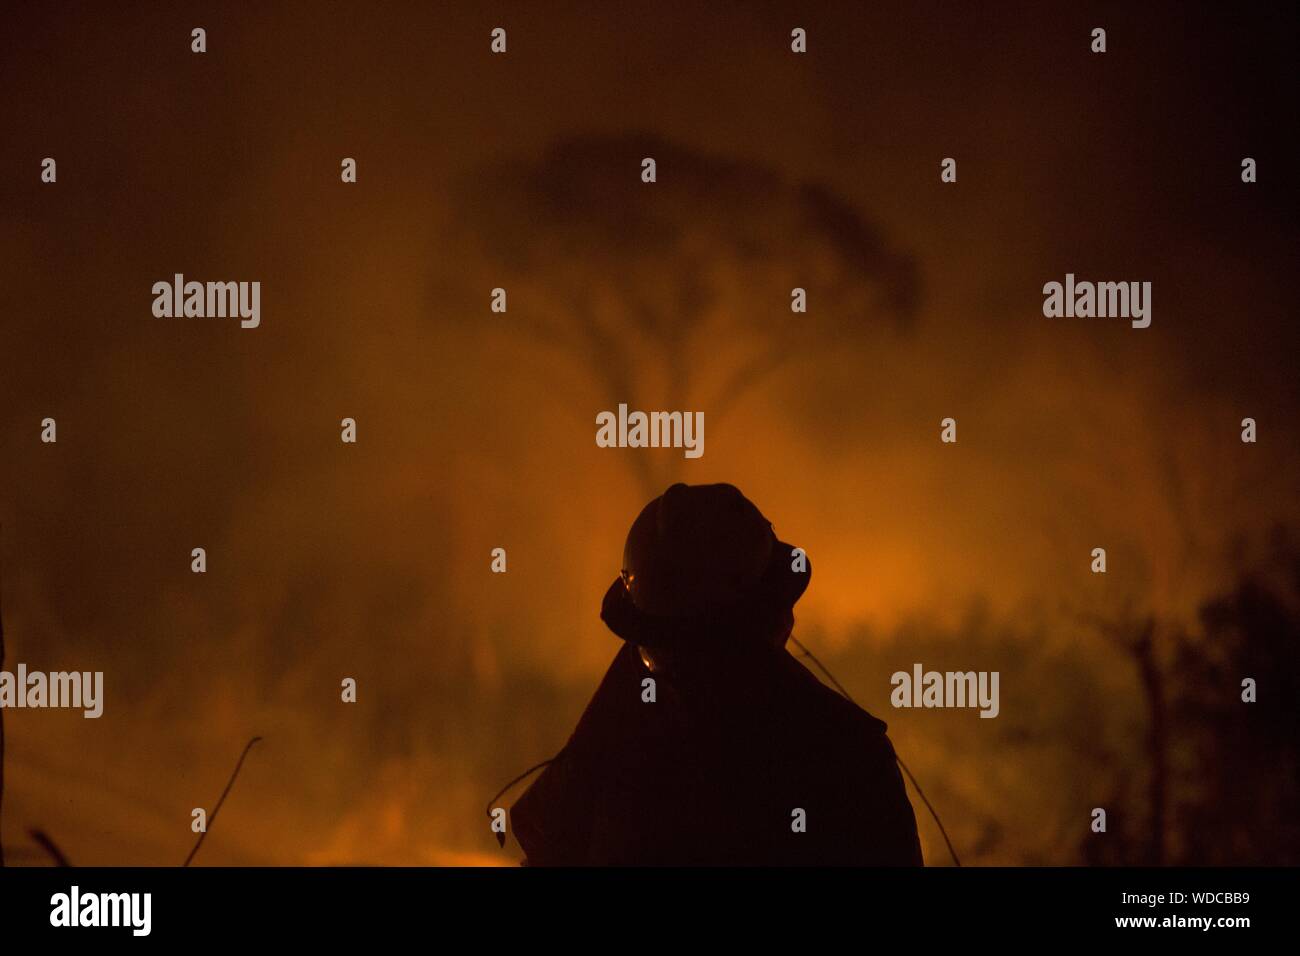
[615,483,809,620]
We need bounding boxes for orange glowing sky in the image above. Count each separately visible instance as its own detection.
[1,1,1296,866]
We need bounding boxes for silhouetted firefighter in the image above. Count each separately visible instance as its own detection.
[511,483,923,865]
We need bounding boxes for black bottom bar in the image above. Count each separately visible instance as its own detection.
[1,866,1294,943]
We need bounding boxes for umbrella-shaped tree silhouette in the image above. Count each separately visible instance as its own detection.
[458,132,920,495]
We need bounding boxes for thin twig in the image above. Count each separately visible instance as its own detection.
[183,736,263,866]
[28,828,72,867]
